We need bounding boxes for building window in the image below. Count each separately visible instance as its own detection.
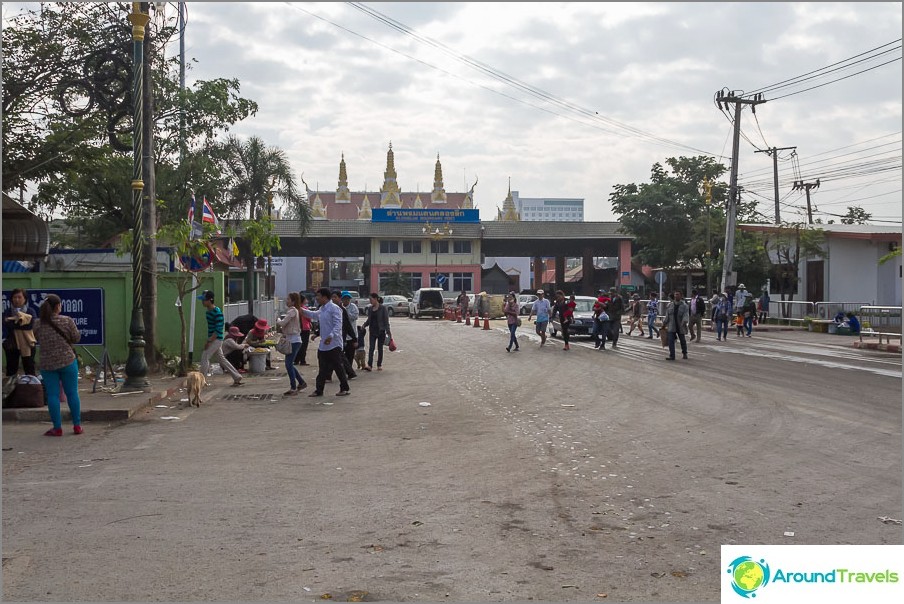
[410,275,422,292]
[430,240,449,254]
[452,272,473,292]
[403,240,421,254]
[453,240,471,254]
[380,240,399,254]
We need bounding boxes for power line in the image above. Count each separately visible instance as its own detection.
[770,57,902,101]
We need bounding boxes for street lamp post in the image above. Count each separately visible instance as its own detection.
[701,177,713,295]
[123,2,150,391]
[422,222,453,288]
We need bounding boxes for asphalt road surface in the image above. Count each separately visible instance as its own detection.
[3,319,901,602]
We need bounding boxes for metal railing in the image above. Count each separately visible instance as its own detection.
[858,305,902,344]
[223,298,281,326]
[814,301,874,320]
[768,300,814,321]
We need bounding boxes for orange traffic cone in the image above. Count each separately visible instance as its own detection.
[483,316,490,330]
[473,313,481,328]
[456,309,462,323]
[465,313,471,326]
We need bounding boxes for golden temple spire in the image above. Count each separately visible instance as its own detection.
[336,152,351,202]
[358,192,372,220]
[311,190,326,219]
[500,177,520,221]
[380,141,401,207]
[431,153,446,203]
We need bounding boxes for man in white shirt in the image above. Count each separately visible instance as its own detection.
[301,288,350,399]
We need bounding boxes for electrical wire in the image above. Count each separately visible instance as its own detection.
[771,57,902,101]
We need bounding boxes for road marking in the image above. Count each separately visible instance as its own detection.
[716,346,902,378]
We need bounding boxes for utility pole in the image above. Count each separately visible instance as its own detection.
[754,146,796,224]
[714,89,767,293]
[792,179,820,224]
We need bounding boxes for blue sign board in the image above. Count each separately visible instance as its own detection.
[2,288,105,346]
[436,274,447,285]
[371,208,480,223]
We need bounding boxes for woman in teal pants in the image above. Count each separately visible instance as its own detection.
[34,294,83,436]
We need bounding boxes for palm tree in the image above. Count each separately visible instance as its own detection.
[215,135,310,312]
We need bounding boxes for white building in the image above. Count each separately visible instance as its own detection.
[513,191,584,221]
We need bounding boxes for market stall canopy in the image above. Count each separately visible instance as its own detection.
[2,193,50,261]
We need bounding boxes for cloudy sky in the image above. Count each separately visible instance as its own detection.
[8,2,904,224]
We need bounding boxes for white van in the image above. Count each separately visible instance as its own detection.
[408,288,446,319]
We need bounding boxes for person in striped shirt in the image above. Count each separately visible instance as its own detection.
[199,290,243,386]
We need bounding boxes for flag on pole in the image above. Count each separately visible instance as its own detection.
[201,196,221,234]
[187,193,202,239]
[228,237,240,259]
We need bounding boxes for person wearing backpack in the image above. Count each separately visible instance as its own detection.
[688,289,706,342]
[605,287,625,349]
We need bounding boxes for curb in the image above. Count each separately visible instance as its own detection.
[852,341,902,354]
[1,383,184,423]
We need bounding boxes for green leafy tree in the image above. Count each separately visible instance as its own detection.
[214,135,310,312]
[840,206,872,225]
[380,261,412,297]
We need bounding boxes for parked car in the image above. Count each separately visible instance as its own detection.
[549,296,599,338]
[409,288,447,319]
[355,297,370,314]
[381,295,410,316]
[518,294,538,315]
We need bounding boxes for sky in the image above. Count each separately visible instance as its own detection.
[5,2,903,225]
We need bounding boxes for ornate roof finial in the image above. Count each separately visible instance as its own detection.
[336,152,350,202]
[380,142,401,207]
[500,177,519,221]
[432,153,446,203]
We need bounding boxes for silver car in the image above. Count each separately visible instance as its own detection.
[549,296,599,338]
[518,294,538,315]
[381,295,410,317]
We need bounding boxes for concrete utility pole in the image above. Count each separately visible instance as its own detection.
[714,90,767,293]
[792,179,820,225]
[754,146,796,224]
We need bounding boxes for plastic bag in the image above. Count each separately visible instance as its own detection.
[388,338,397,352]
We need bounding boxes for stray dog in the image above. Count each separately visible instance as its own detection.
[185,371,205,407]
[354,347,367,370]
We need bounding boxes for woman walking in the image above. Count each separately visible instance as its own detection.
[293,297,313,366]
[645,292,660,339]
[503,292,520,352]
[550,290,573,351]
[276,292,307,396]
[713,292,730,341]
[33,294,83,436]
[362,293,391,371]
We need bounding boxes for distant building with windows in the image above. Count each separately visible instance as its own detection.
[514,191,584,222]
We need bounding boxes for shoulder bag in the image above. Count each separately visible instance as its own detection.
[46,317,76,353]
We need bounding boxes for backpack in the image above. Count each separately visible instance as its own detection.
[608,295,624,316]
[695,295,706,317]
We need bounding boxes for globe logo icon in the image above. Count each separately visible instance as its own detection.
[727,556,770,598]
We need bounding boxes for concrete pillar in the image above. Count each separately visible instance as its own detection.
[533,256,543,291]
[555,256,566,292]
[618,240,632,287]
[582,247,594,296]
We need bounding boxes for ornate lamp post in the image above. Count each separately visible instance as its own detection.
[701,177,714,295]
[422,222,453,287]
[122,2,150,391]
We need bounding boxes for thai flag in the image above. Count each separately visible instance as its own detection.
[201,197,221,234]
[187,194,202,239]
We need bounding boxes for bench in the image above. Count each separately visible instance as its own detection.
[859,329,902,345]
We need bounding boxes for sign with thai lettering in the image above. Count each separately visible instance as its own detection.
[371,208,480,223]
[2,288,105,345]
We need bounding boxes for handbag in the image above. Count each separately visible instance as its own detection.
[275,334,292,355]
[387,338,397,352]
[516,317,522,327]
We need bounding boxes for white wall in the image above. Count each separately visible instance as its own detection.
[797,237,901,306]
[272,256,307,296]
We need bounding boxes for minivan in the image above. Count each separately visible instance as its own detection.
[409,288,446,319]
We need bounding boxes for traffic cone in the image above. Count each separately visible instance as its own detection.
[483,316,490,330]
[465,313,471,326]
[473,313,481,328]
[456,309,462,323]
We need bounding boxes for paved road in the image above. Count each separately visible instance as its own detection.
[3,319,901,602]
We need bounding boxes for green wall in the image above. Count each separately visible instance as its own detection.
[1,271,225,365]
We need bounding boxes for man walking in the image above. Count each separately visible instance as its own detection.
[527,289,551,347]
[457,290,470,320]
[688,289,706,342]
[301,288,350,399]
[334,291,358,380]
[645,292,660,339]
[199,290,244,386]
[662,289,689,361]
[606,287,624,348]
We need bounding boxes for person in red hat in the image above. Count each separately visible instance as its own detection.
[244,318,274,370]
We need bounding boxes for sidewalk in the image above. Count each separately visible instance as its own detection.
[2,373,187,423]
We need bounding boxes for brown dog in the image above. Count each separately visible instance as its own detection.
[185,371,205,407]
[354,348,367,370]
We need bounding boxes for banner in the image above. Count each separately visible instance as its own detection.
[371,208,480,223]
[2,288,105,346]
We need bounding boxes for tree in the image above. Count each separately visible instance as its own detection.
[840,206,872,225]
[758,223,827,314]
[214,135,310,312]
[609,156,729,270]
[380,261,412,297]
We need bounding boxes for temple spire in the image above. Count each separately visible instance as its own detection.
[431,153,446,203]
[336,152,351,202]
[500,177,519,221]
[380,142,401,207]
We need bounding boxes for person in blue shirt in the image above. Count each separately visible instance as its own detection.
[301,288,350,398]
[845,312,861,334]
[3,288,37,377]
